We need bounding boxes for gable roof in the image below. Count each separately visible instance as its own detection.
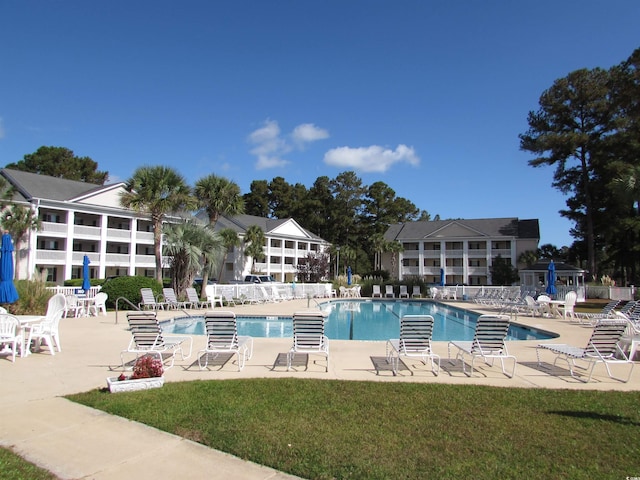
[212,213,326,242]
[0,168,119,202]
[384,217,540,241]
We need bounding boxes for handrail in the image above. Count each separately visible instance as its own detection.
[115,296,141,324]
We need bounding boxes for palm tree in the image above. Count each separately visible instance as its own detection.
[0,204,41,279]
[121,166,195,283]
[217,228,241,283]
[163,222,222,297]
[385,240,403,279]
[194,174,245,225]
[243,225,266,273]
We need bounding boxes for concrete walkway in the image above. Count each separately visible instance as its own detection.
[1,298,638,479]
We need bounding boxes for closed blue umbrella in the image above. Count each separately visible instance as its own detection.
[440,268,445,286]
[546,261,557,297]
[82,255,91,293]
[347,266,352,286]
[0,233,19,304]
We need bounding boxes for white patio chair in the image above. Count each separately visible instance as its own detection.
[24,293,66,356]
[197,311,253,371]
[398,285,409,298]
[372,285,382,298]
[385,285,395,298]
[536,319,634,383]
[64,295,85,318]
[0,314,23,362]
[88,292,108,316]
[387,315,440,376]
[411,285,422,298]
[288,311,329,372]
[448,314,516,378]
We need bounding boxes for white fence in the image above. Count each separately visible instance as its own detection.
[46,286,102,298]
[206,283,332,302]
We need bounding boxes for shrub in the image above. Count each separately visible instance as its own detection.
[131,355,163,379]
[8,279,54,315]
[63,278,107,287]
[100,276,162,310]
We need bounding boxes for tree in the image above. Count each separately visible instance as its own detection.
[194,174,245,225]
[385,240,403,279]
[490,255,519,285]
[243,225,266,273]
[517,250,538,268]
[194,174,244,288]
[297,251,329,282]
[537,244,561,260]
[6,146,108,184]
[163,222,222,297]
[217,227,241,284]
[243,180,270,217]
[121,166,195,283]
[0,204,41,279]
[519,68,614,278]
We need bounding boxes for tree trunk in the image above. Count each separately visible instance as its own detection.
[153,219,163,284]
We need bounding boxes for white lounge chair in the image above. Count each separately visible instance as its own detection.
[398,285,409,298]
[186,287,211,309]
[139,288,167,310]
[372,285,382,298]
[411,286,422,298]
[122,312,193,369]
[536,319,634,383]
[387,315,440,376]
[162,288,189,309]
[197,311,253,371]
[385,285,395,298]
[0,314,23,362]
[448,314,516,378]
[24,293,66,356]
[288,311,329,372]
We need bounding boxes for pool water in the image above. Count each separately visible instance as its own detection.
[162,300,555,341]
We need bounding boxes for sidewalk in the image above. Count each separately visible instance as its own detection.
[1,299,638,479]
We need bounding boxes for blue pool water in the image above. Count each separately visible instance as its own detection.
[162,300,556,341]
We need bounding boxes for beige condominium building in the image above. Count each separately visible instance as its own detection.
[383,217,540,285]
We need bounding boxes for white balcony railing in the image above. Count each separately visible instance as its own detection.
[39,222,67,234]
[106,253,130,263]
[74,225,101,237]
[72,252,99,263]
[106,228,131,240]
[35,250,66,261]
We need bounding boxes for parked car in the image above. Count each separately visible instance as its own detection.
[243,275,276,284]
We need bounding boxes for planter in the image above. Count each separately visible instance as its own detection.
[107,376,164,393]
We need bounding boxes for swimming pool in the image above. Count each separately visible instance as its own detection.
[161,300,556,341]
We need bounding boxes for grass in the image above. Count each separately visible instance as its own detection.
[68,379,640,480]
[0,447,58,480]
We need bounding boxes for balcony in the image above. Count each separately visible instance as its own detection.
[74,225,101,238]
[36,250,66,262]
[135,255,155,266]
[106,253,131,264]
[491,249,511,257]
[401,250,420,259]
[136,231,154,243]
[423,250,440,258]
[467,249,487,257]
[107,228,131,240]
[40,222,67,235]
[72,252,99,263]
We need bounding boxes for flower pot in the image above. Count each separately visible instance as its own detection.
[106,376,164,393]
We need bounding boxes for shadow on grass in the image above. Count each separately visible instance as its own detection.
[547,410,640,426]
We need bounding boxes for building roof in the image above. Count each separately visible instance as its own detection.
[213,213,326,242]
[0,168,116,202]
[384,217,540,241]
[521,260,586,274]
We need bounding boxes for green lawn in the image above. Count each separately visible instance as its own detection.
[68,378,640,480]
[0,447,58,480]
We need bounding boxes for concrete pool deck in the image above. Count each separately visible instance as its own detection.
[1,298,639,479]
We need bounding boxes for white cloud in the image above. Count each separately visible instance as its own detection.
[248,119,329,170]
[292,123,329,144]
[323,144,420,173]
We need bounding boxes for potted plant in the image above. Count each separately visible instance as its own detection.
[107,355,165,393]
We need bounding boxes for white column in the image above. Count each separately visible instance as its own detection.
[98,214,108,278]
[64,211,75,280]
[418,241,424,277]
[463,240,469,284]
[26,201,40,280]
[129,218,137,276]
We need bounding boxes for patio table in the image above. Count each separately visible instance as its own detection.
[15,315,45,357]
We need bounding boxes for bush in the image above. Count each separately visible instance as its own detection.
[100,276,163,310]
[7,279,55,315]
[63,278,107,287]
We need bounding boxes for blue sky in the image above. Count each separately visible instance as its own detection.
[1,1,638,248]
